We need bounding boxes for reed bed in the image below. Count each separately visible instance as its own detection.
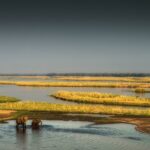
[0,80,150,88]
[0,81,16,85]
[54,76,150,83]
[134,88,150,93]
[0,96,20,103]
[17,76,50,79]
[52,91,150,107]
[0,101,150,116]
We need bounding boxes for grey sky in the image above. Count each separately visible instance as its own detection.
[0,0,149,73]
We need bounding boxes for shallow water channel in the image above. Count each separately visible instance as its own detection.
[0,85,150,104]
[0,120,149,150]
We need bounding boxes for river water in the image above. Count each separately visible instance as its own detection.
[0,120,149,150]
[0,76,150,102]
[0,85,150,104]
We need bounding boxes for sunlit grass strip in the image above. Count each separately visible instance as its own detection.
[52,91,150,107]
[0,101,150,116]
[134,88,150,93]
[54,76,150,83]
[16,81,147,88]
[17,76,50,79]
[0,81,16,85]
[0,96,20,103]
[1,81,150,88]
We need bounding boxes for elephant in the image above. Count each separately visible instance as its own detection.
[31,119,42,129]
[16,116,28,129]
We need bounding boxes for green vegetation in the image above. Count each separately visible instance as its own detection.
[0,101,150,116]
[52,91,150,107]
[0,96,20,103]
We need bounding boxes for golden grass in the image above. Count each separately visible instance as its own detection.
[134,88,150,93]
[54,76,150,83]
[0,96,20,103]
[0,101,150,116]
[17,76,50,79]
[0,81,16,85]
[1,80,150,88]
[52,91,150,107]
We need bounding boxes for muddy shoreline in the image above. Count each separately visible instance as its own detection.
[0,111,149,134]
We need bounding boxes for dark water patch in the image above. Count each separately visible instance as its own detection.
[124,136,142,141]
[42,125,120,136]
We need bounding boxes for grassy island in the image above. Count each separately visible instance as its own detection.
[0,101,150,116]
[0,96,20,103]
[52,91,150,107]
[1,80,150,88]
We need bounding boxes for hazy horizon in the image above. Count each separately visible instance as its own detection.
[0,0,150,74]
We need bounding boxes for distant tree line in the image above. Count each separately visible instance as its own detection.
[0,73,150,77]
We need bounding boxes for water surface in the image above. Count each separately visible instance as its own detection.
[0,76,150,102]
[0,85,150,104]
[0,120,149,150]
